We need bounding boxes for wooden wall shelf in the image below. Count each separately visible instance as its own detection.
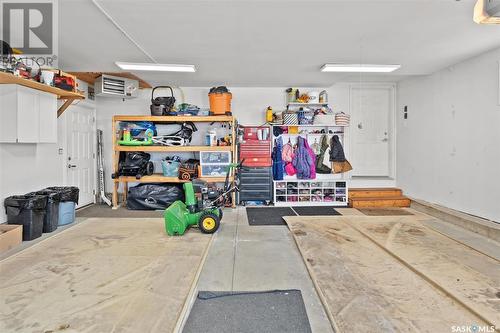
[0,72,85,117]
[115,145,232,152]
[113,115,234,123]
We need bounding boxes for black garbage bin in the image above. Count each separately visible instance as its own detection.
[29,190,61,233]
[4,195,46,241]
[45,187,79,225]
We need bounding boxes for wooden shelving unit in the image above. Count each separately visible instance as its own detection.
[0,71,85,117]
[112,115,237,209]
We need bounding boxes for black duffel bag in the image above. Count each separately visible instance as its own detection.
[126,183,184,210]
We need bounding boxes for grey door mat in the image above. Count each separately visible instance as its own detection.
[76,204,163,218]
[359,208,414,216]
[246,207,296,226]
[183,290,312,333]
[293,206,341,216]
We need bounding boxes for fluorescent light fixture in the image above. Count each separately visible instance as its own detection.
[115,62,196,72]
[321,64,401,73]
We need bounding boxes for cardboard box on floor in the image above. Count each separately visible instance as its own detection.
[0,225,22,253]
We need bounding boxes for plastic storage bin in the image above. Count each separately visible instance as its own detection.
[200,151,231,164]
[200,151,231,178]
[58,202,76,226]
[29,190,61,233]
[201,165,228,177]
[4,195,46,241]
[45,187,79,226]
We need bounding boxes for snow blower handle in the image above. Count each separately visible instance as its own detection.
[222,159,248,193]
[236,159,250,172]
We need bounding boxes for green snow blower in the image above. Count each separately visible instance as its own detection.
[164,161,245,236]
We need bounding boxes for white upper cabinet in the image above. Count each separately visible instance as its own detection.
[0,84,57,143]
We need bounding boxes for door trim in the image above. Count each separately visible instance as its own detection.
[348,83,397,179]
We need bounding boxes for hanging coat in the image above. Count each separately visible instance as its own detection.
[292,136,313,180]
[329,135,346,162]
[272,137,284,180]
[304,139,316,179]
[316,135,332,174]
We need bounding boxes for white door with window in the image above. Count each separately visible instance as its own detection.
[350,85,394,177]
[64,104,96,207]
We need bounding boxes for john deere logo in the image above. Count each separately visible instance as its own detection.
[2,2,53,54]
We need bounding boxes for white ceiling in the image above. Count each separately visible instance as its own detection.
[59,0,500,87]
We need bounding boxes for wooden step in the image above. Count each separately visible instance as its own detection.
[349,188,403,199]
[349,196,411,208]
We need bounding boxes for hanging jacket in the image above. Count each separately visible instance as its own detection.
[329,135,346,162]
[272,137,284,180]
[292,136,313,180]
[304,139,316,179]
[316,135,332,174]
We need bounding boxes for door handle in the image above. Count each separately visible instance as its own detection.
[381,138,388,142]
[357,122,363,129]
[68,164,77,169]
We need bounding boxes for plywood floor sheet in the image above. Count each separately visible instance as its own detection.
[284,216,500,333]
[0,218,211,333]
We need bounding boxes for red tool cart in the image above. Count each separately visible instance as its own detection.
[239,126,271,167]
[238,125,273,205]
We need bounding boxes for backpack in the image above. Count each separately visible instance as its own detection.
[282,141,294,162]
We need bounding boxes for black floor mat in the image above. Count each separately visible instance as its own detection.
[293,206,341,216]
[246,207,296,226]
[183,290,312,333]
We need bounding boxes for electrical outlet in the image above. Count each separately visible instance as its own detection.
[58,148,63,155]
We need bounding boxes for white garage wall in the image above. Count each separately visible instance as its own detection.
[96,85,351,191]
[397,47,500,222]
[0,137,65,224]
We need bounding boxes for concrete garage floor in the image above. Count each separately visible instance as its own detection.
[179,206,500,332]
[179,207,334,332]
[1,205,498,332]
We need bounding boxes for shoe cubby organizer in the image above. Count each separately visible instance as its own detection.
[273,180,348,207]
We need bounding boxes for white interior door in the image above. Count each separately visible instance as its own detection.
[350,86,393,177]
[66,105,96,207]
